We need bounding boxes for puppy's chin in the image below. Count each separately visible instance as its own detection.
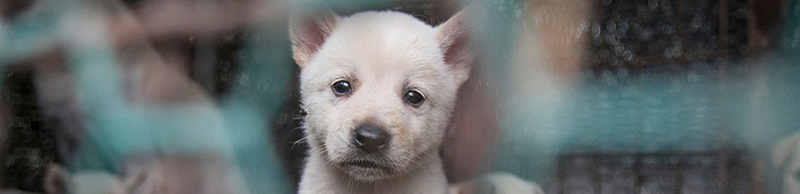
[339,163,393,182]
[330,157,397,182]
[319,149,408,182]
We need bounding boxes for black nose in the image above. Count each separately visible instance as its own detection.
[353,123,391,153]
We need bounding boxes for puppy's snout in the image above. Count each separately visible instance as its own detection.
[353,122,391,153]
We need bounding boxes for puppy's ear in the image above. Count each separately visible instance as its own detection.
[435,8,477,86]
[289,11,340,68]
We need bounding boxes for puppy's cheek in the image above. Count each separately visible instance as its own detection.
[398,124,422,153]
[314,129,327,149]
[325,132,352,161]
[394,127,435,164]
[387,149,411,169]
[388,117,407,141]
[305,114,329,149]
[322,135,336,158]
[415,123,446,155]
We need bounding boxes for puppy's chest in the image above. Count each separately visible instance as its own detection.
[301,179,448,194]
[299,155,448,194]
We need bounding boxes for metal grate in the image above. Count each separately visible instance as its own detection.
[589,0,752,70]
[548,151,761,194]
[1,69,58,192]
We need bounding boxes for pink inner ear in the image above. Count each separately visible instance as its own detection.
[438,26,473,85]
[443,35,470,67]
[436,9,475,85]
[302,21,327,55]
[291,12,338,67]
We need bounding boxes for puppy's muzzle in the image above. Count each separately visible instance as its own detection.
[353,122,391,153]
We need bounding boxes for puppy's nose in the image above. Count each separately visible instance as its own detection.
[353,123,391,153]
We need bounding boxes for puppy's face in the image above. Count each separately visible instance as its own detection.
[291,10,473,181]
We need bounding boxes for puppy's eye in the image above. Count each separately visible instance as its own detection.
[403,90,425,106]
[331,81,352,96]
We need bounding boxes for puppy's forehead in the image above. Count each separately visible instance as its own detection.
[334,11,436,40]
[316,11,447,75]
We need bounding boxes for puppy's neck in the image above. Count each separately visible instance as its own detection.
[299,152,447,194]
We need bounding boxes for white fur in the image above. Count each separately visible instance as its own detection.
[448,172,545,194]
[292,10,471,194]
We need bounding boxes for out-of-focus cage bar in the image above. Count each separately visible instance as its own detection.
[0,0,294,193]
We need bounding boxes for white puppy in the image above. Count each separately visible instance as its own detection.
[290,8,473,194]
